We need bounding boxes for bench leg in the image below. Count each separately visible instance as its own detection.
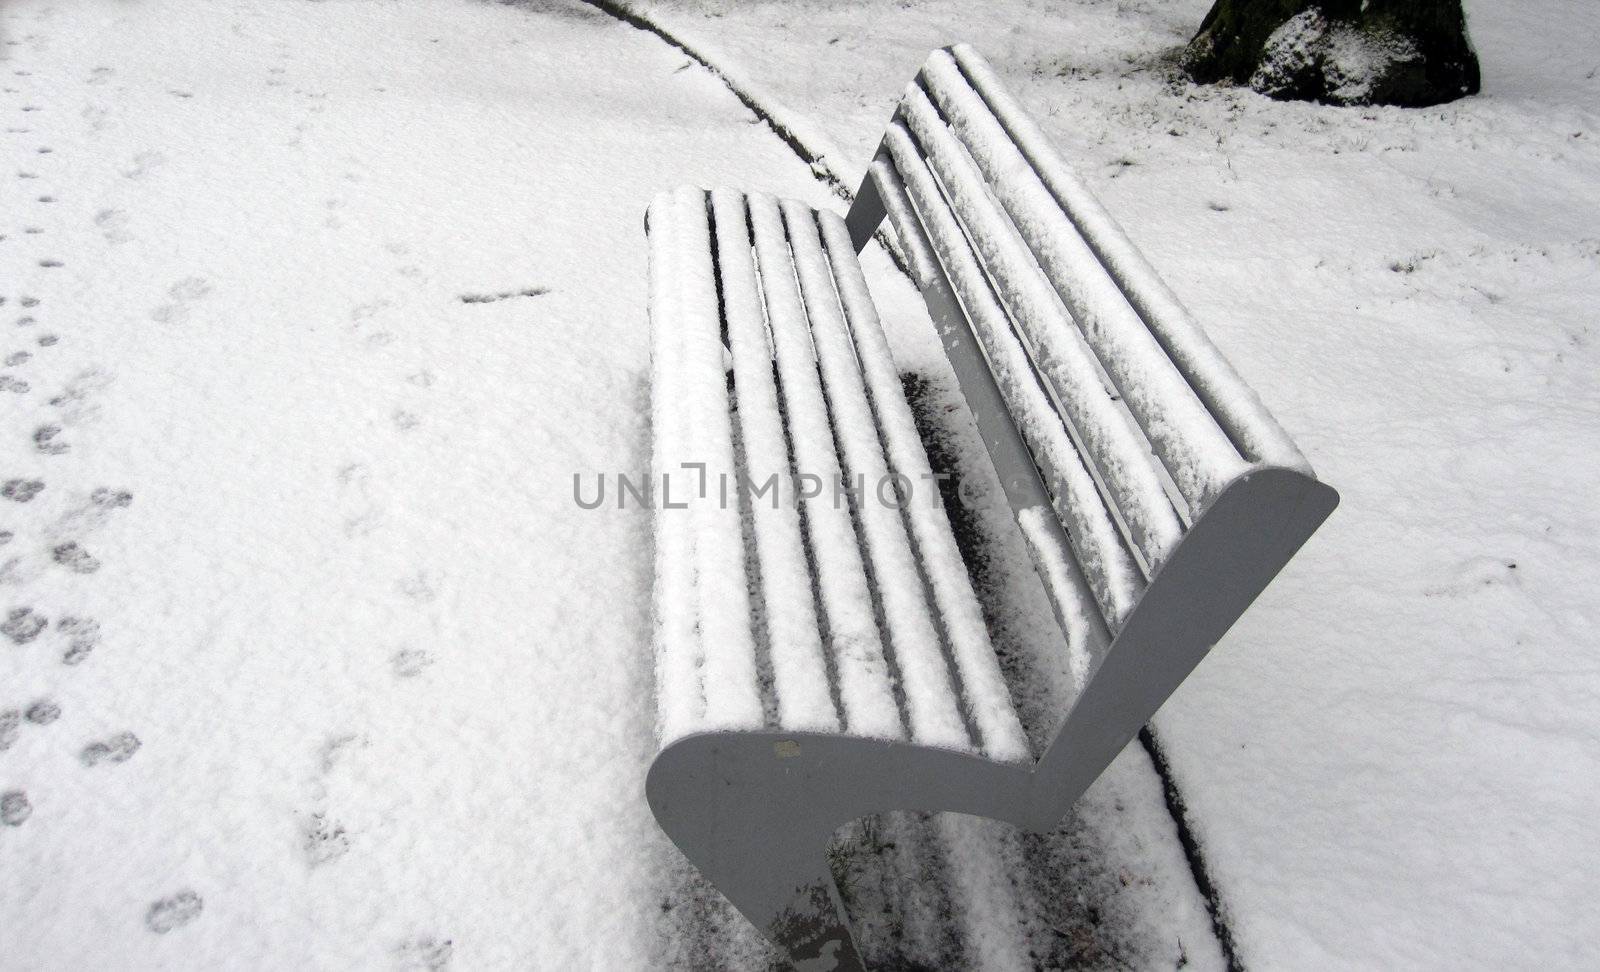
[766,858,865,972]
[844,163,888,253]
[649,733,1036,969]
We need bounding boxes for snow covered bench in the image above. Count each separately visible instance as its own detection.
[645,45,1337,971]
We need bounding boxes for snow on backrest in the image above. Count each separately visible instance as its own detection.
[872,45,1314,634]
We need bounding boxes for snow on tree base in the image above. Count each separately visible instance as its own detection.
[1249,8,1429,107]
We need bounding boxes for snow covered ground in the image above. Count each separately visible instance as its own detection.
[606,0,1600,968]
[3,0,1596,968]
[1,1,1234,969]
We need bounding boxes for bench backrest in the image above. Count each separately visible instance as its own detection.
[857,44,1319,674]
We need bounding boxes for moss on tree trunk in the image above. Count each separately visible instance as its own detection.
[1183,0,1481,107]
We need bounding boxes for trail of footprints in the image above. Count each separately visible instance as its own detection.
[0,20,186,939]
[4,18,468,957]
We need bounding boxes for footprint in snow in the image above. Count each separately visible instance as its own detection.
[53,541,101,574]
[145,890,203,933]
[2,606,48,645]
[1,478,44,503]
[58,616,101,665]
[120,150,165,181]
[33,424,67,454]
[95,208,132,244]
[395,571,437,604]
[396,936,454,971]
[80,730,141,766]
[303,810,351,867]
[391,647,434,678]
[0,790,30,827]
[26,698,60,724]
[150,276,212,324]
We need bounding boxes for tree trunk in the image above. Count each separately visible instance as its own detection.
[1182,0,1481,107]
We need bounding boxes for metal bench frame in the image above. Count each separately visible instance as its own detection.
[646,45,1337,971]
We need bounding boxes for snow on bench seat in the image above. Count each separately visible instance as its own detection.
[647,186,1030,763]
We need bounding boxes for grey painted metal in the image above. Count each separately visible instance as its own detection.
[648,467,1335,969]
[645,46,1339,970]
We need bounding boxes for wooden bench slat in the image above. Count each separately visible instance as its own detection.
[898,86,1209,562]
[658,188,767,734]
[747,193,907,742]
[647,191,707,744]
[781,197,976,753]
[912,61,1248,517]
[816,211,1032,763]
[882,124,1146,627]
[866,156,1115,687]
[709,190,842,735]
[947,43,1313,476]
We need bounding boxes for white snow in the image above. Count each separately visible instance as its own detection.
[911,53,1248,519]
[10,0,1591,967]
[605,0,1600,967]
[781,195,973,751]
[881,124,1146,625]
[658,187,766,734]
[0,0,838,966]
[948,40,1313,476]
[746,192,904,743]
[708,188,840,736]
[817,210,1030,764]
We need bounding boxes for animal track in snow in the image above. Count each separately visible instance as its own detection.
[33,424,67,454]
[80,730,141,766]
[145,890,203,933]
[337,462,383,538]
[49,367,114,425]
[0,710,19,750]
[395,571,437,604]
[46,487,133,547]
[25,698,60,724]
[2,606,47,644]
[0,790,30,826]
[95,208,131,244]
[391,647,434,678]
[52,541,101,574]
[396,936,454,971]
[120,150,165,181]
[150,276,212,324]
[303,810,351,867]
[58,615,100,665]
[1,478,44,503]
[302,734,368,868]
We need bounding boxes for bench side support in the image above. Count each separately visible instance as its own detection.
[844,154,889,253]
